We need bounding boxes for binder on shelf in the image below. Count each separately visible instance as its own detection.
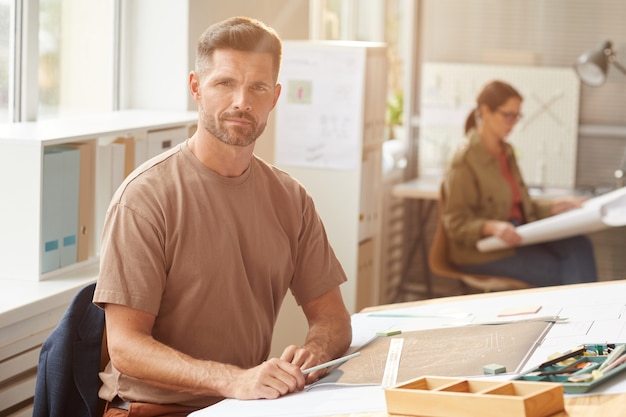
[94,141,126,256]
[41,148,63,273]
[41,146,80,273]
[59,147,80,267]
[70,141,96,262]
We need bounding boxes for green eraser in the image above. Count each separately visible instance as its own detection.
[376,330,402,337]
[483,363,506,374]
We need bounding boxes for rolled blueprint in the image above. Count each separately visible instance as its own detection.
[477,186,626,252]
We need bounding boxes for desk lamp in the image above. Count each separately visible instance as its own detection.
[575,40,626,189]
[574,40,626,87]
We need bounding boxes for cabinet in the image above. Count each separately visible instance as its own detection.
[0,110,196,416]
[274,41,388,312]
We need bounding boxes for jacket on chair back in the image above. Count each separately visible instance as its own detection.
[33,282,105,417]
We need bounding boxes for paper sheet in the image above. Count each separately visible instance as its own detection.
[187,385,386,417]
[477,186,626,252]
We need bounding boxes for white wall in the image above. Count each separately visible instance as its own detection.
[120,0,191,110]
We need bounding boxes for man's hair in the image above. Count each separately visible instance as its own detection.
[195,16,282,81]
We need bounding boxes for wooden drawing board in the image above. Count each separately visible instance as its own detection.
[324,321,552,386]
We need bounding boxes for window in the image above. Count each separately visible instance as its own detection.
[311,0,415,141]
[38,0,114,119]
[0,0,117,122]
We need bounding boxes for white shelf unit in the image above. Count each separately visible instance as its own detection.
[0,109,196,416]
[0,110,197,282]
[275,41,388,312]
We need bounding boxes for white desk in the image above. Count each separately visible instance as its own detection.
[193,280,626,417]
[391,177,440,200]
[390,177,441,299]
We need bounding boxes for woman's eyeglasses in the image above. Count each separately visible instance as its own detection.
[497,110,523,123]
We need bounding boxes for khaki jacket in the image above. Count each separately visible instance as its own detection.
[442,129,553,265]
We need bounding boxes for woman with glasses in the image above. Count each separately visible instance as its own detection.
[441,80,597,287]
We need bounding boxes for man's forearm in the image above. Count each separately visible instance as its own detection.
[109,331,237,398]
[303,315,352,363]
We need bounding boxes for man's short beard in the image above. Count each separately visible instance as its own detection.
[201,108,265,147]
[208,125,259,147]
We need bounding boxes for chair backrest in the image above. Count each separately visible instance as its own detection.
[429,185,529,292]
[428,201,468,281]
[33,282,106,417]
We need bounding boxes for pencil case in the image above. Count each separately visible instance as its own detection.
[515,343,626,394]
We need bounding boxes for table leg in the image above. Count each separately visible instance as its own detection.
[394,198,437,301]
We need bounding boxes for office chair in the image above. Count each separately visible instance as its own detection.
[33,282,108,417]
[429,186,530,293]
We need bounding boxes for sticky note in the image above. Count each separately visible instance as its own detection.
[376,330,402,337]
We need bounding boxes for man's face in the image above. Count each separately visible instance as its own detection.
[191,48,281,148]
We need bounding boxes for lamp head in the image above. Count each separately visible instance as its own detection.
[575,40,612,87]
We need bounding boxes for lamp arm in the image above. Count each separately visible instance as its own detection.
[612,59,626,75]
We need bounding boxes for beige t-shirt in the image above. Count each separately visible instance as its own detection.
[94,141,347,407]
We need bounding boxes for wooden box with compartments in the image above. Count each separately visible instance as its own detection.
[385,376,564,417]
[385,376,565,417]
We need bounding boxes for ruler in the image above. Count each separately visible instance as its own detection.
[382,338,404,388]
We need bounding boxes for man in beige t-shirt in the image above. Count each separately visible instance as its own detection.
[94,16,352,416]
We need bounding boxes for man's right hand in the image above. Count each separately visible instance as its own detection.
[225,358,305,400]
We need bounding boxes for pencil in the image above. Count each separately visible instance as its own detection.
[598,344,626,371]
[601,351,626,373]
[301,351,361,375]
[538,345,585,369]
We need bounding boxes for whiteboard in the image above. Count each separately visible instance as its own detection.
[275,42,367,170]
[419,63,580,188]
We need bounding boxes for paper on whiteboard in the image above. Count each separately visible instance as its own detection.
[477,186,626,252]
[274,42,366,171]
